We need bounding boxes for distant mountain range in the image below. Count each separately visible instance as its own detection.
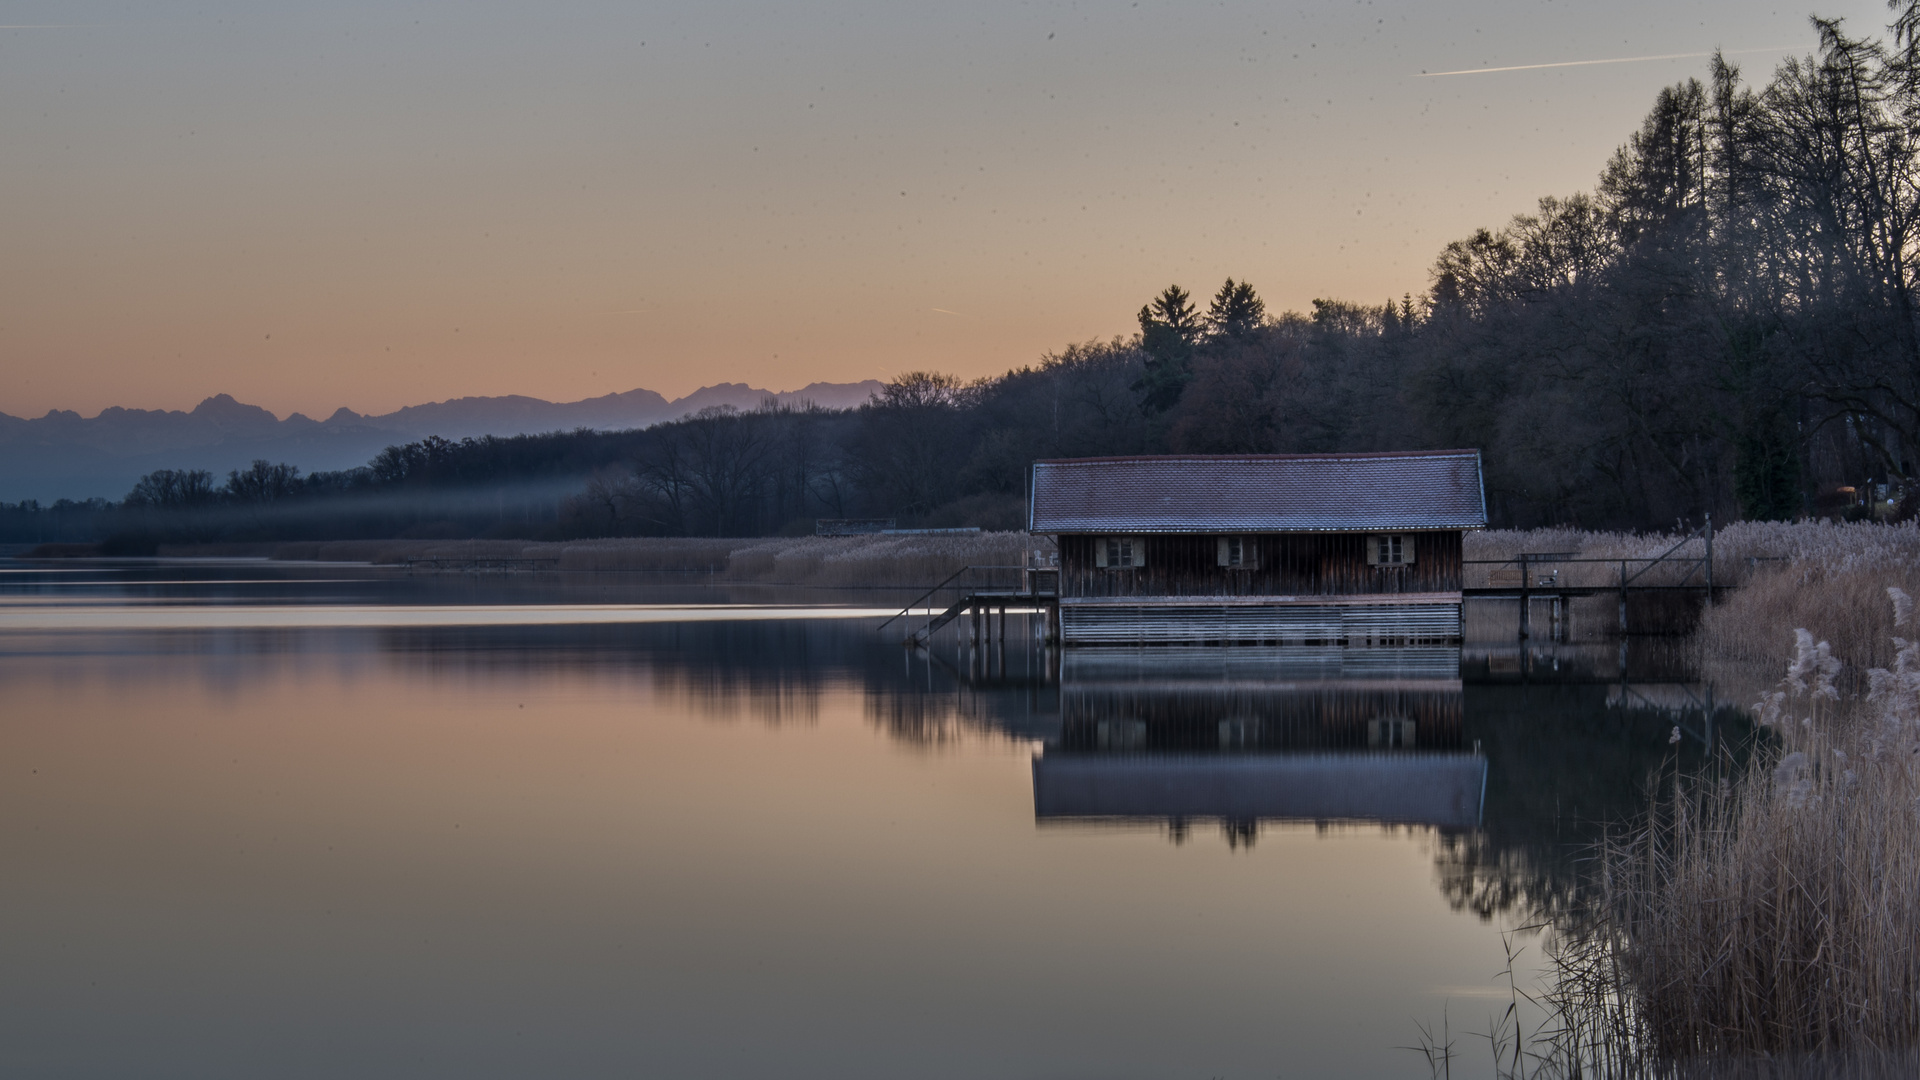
[0,380,883,502]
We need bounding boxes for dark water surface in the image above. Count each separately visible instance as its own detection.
[0,561,1732,1079]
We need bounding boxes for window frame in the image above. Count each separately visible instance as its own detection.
[1366,533,1416,567]
[1093,536,1145,570]
[1216,535,1257,569]
[1368,717,1417,748]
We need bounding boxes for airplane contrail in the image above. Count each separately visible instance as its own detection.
[1415,45,1796,78]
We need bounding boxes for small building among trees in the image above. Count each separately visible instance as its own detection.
[1028,451,1486,645]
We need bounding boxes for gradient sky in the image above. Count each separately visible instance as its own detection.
[0,0,1891,419]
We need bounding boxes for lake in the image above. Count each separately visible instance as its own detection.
[0,560,1727,1078]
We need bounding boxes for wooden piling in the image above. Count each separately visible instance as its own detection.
[1704,513,1714,606]
[1618,560,1628,634]
[1518,553,1530,641]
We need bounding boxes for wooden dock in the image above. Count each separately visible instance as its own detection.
[1463,520,1720,640]
[1054,594,1461,646]
[887,581,1464,648]
[885,519,1731,648]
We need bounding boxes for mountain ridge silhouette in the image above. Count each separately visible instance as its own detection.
[0,380,883,502]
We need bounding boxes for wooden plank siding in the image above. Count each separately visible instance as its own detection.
[1056,531,1464,599]
[1058,683,1464,753]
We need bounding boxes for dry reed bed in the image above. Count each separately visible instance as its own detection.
[1467,523,1911,591]
[266,533,1036,588]
[1456,525,1920,1074]
[1695,524,1920,673]
[1472,521,1918,566]
[1466,527,1743,592]
[1572,604,1920,1069]
[1465,522,1892,568]
[717,534,1034,588]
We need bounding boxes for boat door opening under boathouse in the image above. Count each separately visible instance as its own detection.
[1027,450,1488,646]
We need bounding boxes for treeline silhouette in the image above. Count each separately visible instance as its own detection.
[9,13,1920,547]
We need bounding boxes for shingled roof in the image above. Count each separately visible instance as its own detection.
[1028,451,1486,533]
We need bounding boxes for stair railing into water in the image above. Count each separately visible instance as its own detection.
[876,564,1028,644]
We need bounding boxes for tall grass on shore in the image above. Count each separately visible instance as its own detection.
[717,534,1035,588]
[1613,608,1920,1058]
[1470,521,1920,569]
[1465,525,1762,594]
[1506,593,1920,1078]
[1696,523,1920,673]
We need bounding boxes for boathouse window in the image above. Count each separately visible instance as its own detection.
[1216,536,1257,568]
[1368,718,1417,748]
[1094,536,1144,569]
[1367,534,1415,567]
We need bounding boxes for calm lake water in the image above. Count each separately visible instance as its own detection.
[0,560,1728,1079]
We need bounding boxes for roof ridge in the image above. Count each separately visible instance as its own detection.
[1028,451,1488,532]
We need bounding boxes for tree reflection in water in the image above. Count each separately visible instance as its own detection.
[1436,647,1756,925]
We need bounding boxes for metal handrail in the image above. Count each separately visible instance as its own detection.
[1464,551,1579,564]
[1462,555,1700,565]
[1463,534,1715,585]
[1624,526,1709,586]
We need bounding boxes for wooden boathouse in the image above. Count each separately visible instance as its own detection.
[1028,451,1487,646]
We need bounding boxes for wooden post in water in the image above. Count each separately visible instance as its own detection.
[1704,513,1714,607]
[1619,560,1628,635]
[1518,553,1531,640]
[1705,681,1715,746]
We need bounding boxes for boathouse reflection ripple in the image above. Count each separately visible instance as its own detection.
[1032,647,1484,847]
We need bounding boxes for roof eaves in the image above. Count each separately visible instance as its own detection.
[1476,448,1488,523]
[1041,524,1485,534]
[1030,449,1483,465]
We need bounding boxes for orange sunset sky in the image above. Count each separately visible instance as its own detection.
[0,0,1887,420]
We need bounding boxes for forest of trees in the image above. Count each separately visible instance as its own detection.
[11,10,1920,546]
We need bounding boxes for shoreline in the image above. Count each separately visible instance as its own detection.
[11,532,1039,591]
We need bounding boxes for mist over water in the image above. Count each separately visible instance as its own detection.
[0,561,1728,1077]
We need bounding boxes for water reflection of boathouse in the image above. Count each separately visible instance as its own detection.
[1032,648,1486,834]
